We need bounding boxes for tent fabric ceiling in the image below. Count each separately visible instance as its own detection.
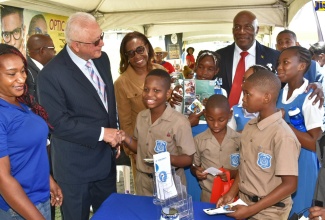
[1,0,310,37]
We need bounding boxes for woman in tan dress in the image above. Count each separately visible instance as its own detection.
[114,31,165,193]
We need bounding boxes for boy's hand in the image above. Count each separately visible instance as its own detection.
[218,172,228,181]
[216,192,235,207]
[193,165,208,180]
[227,205,255,219]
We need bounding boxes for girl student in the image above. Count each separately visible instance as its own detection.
[276,46,324,217]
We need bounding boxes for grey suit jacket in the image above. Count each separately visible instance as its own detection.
[37,45,117,184]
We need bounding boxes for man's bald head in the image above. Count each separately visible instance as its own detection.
[27,34,56,65]
[233,10,259,51]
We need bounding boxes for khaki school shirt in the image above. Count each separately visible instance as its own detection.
[239,111,300,197]
[134,104,196,175]
[193,126,241,193]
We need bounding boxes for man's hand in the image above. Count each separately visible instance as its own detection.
[305,82,324,108]
[309,206,325,220]
[103,128,121,147]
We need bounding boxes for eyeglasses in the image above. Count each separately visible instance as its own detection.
[74,32,104,47]
[125,46,146,58]
[155,52,163,56]
[42,46,55,50]
[2,27,23,43]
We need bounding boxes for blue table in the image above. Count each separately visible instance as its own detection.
[91,193,234,220]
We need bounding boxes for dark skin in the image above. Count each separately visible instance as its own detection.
[278,50,323,151]
[216,82,298,219]
[121,76,193,168]
[190,106,237,181]
[217,173,297,219]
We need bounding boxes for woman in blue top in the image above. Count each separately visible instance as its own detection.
[0,44,61,219]
[276,46,323,217]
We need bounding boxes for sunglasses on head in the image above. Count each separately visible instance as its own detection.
[125,46,146,58]
[74,32,104,47]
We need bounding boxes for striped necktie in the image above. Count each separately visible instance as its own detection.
[86,61,107,110]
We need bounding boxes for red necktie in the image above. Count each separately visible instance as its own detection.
[228,51,249,107]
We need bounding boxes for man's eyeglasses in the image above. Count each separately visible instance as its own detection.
[73,32,104,47]
[2,27,23,43]
[155,52,163,56]
[42,46,55,50]
[125,46,146,58]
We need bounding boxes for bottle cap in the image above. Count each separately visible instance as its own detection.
[288,107,301,116]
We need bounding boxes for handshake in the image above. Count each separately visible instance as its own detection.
[103,128,128,147]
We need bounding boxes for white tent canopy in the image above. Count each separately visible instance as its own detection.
[0,0,311,38]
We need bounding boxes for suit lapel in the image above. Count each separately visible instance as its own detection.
[226,44,235,89]
[62,48,107,110]
[255,41,266,65]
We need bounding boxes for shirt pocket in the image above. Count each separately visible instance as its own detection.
[252,147,274,174]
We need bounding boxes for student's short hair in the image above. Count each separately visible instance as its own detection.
[310,41,325,56]
[194,50,221,71]
[281,46,311,74]
[246,69,281,100]
[146,69,171,90]
[205,94,230,113]
[1,6,24,23]
[277,29,297,41]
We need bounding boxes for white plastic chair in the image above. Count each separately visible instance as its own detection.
[116,165,131,193]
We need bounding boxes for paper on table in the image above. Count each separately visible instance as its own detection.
[204,167,223,176]
[153,152,178,200]
[203,199,248,215]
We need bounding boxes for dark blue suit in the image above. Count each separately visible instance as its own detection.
[216,41,280,95]
[26,56,40,100]
[37,45,117,220]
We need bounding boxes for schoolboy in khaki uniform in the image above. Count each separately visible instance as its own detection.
[217,70,300,220]
[121,69,196,196]
[191,95,241,202]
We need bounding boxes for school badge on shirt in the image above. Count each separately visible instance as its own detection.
[257,152,272,169]
[154,140,167,153]
[230,153,240,167]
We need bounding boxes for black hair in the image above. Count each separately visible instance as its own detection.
[310,41,325,56]
[1,6,24,23]
[277,29,297,41]
[0,43,51,128]
[194,50,221,71]
[246,69,281,100]
[281,46,311,74]
[119,31,154,74]
[146,69,171,90]
[186,47,194,54]
[205,94,230,113]
[28,14,46,36]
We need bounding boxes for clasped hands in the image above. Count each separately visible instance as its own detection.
[103,128,124,147]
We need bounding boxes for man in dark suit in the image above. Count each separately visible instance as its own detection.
[216,10,280,99]
[26,34,56,100]
[37,12,121,220]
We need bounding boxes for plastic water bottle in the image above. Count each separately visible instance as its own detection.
[288,107,307,132]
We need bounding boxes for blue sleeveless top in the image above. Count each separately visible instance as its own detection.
[232,105,252,132]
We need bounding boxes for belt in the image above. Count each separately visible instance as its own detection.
[246,194,285,208]
[139,168,180,179]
